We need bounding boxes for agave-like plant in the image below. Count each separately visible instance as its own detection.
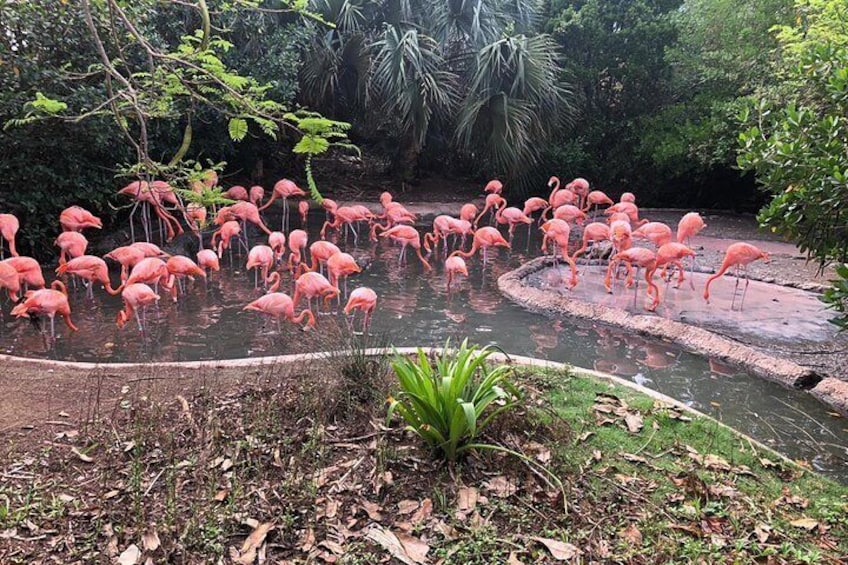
[387,339,521,462]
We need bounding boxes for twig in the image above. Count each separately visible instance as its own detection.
[143,468,167,497]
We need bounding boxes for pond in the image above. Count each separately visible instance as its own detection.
[1,210,846,481]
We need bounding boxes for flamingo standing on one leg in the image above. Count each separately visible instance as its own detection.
[11,281,77,339]
[344,287,377,333]
[116,283,161,330]
[703,242,769,311]
[0,213,20,258]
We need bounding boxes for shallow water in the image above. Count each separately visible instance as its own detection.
[1,212,846,481]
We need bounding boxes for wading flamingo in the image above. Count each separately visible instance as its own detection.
[269,231,287,264]
[306,240,341,274]
[246,245,275,288]
[55,232,88,265]
[120,257,172,294]
[444,256,468,292]
[344,286,377,333]
[288,229,308,273]
[197,249,220,275]
[460,203,478,223]
[211,220,242,258]
[450,226,509,267]
[320,206,372,243]
[6,256,46,290]
[646,242,696,311]
[483,179,503,194]
[474,193,507,227]
[326,252,362,296]
[0,213,19,258]
[495,206,533,241]
[703,242,769,311]
[604,247,659,309]
[165,255,206,300]
[56,255,121,297]
[259,178,307,231]
[292,271,339,313]
[249,186,265,207]
[118,181,183,242]
[129,242,169,258]
[298,200,309,226]
[105,246,146,282]
[116,283,160,330]
[216,201,273,236]
[377,225,431,270]
[540,220,578,288]
[11,281,77,338]
[0,260,22,301]
[423,215,456,255]
[244,292,316,330]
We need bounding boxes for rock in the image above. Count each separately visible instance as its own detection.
[810,378,848,416]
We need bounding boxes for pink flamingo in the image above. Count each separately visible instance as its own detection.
[326,252,362,297]
[56,255,121,297]
[320,206,372,242]
[216,201,272,236]
[344,287,377,333]
[55,232,88,265]
[121,257,172,294]
[604,202,647,227]
[5,256,45,290]
[223,185,249,201]
[249,185,265,207]
[11,281,77,338]
[449,226,509,267]
[604,247,658,308]
[165,255,206,300]
[583,190,615,214]
[287,229,309,273]
[211,220,242,258]
[246,245,275,288]
[197,249,220,275]
[59,206,102,233]
[566,178,590,209]
[259,178,307,231]
[129,242,169,258]
[244,292,316,330]
[268,231,287,264]
[116,283,160,330]
[571,222,611,266]
[306,240,341,274]
[460,203,478,223]
[0,260,22,301]
[445,256,469,292]
[423,215,456,254]
[292,271,339,313]
[677,212,708,288]
[483,179,503,194]
[474,193,507,227]
[522,197,548,227]
[646,243,696,311]
[118,181,183,242]
[298,200,310,226]
[105,246,146,282]
[620,192,636,203]
[494,206,533,240]
[540,220,578,288]
[632,222,673,248]
[552,205,587,226]
[0,213,19,258]
[377,225,431,270]
[703,242,769,310]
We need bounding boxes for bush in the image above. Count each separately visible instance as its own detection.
[387,340,521,462]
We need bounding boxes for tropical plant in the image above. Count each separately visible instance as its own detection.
[386,340,521,462]
[822,265,848,331]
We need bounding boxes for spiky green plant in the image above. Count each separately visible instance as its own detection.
[387,339,521,462]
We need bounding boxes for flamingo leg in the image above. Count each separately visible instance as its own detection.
[50,316,56,340]
[740,268,751,311]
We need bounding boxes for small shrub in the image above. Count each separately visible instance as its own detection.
[387,339,521,462]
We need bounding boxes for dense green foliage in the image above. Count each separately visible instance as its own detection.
[387,340,521,462]
[737,0,848,327]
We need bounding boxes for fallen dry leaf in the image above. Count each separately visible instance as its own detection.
[397,500,419,515]
[530,537,581,561]
[484,476,517,498]
[319,540,345,555]
[753,523,771,543]
[507,551,526,565]
[397,532,430,563]
[618,524,642,546]
[360,499,383,521]
[299,527,316,552]
[231,522,273,564]
[790,518,819,531]
[366,526,418,565]
[456,487,478,513]
[214,489,230,502]
[624,412,643,433]
[410,499,433,524]
[117,544,141,565]
[142,528,160,551]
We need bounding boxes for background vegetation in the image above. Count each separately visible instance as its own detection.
[1,0,846,315]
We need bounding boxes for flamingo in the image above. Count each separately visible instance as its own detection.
[306,240,341,274]
[322,198,338,221]
[116,283,161,330]
[604,247,659,308]
[423,215,456,255]
[105,246,146,282]
[216,201,273,237]
[460,203,478,223]
[646,243,696,311]
[259,178,307,231]
[583,190,615,215]
[522,197,548,229]
[377,225,431,270]
[55,232,88,265]
[604,202,647,227]
[211,220,242,258]
[11,280,77,339]
[269,231,287,265]
[703,242,769,310]
[121,257,172,294]
[445,256,468,292]
[632,222,673,248]
[369,205,417,240]
[292,271,339,313]
[474,193,507,227]
[0,260,22,301]
[449,226,509,267]
[326,252,362,297]
[571,222,611,266]
[544,176,578,219]
[483,179,503,194]
[494,207,533,241]
[249,186,265,207]
[59,206,102,233]
[553,205,587,226]
[197,249,220,275]
[540,220,578,288]
[165,255,206,300]
[620,192,636,203]
[320,206,372,243]
[287,229,308,273]
[298,200,310,226]
[117,181,183,242]
[0,213,20,258]
[244,291,316,330]
[344,287,377,333]
[566,178,590,209]
[677,212,708,288]
[129,242,169,258]
[56,255,121,297]
[246,245,275,288]
[223,185,249,201]
[5,256,46,290]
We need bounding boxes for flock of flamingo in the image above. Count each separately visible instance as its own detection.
[0,174,770,340]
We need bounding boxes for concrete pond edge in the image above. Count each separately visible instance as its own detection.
[497,256,848,417]
[0,347,811,472]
